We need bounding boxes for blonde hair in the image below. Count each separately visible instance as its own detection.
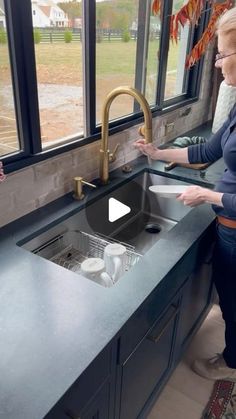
[217,7,236,34]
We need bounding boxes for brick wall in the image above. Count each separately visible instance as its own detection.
[0,46,215,228]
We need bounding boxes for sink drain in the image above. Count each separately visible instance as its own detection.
[145,223,162,234]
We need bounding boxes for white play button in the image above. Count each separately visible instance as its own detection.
[108,198,131,222]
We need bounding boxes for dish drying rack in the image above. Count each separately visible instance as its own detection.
[33,230,141,274]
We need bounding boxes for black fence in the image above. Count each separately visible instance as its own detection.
[34,28,82,43]
[33,28,160,43]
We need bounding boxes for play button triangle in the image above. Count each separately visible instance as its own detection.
[108,198,131,222]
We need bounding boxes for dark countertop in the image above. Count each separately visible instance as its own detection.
[0,123,225,419]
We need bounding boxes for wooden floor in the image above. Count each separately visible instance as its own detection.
[147,304,225,419]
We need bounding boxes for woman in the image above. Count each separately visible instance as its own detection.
[134,6,236,381]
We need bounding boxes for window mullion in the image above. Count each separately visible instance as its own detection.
[6,0,41,156]
[155,0,172,107]
[82,0,96,137]
[134,0,151,113]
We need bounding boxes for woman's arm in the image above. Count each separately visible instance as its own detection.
[134,139,189,163]
[177,185,224,207]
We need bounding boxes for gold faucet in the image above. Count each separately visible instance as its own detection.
[100,86,152,184]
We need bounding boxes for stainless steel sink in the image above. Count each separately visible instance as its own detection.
[21,171,192,285]
[62,171,192,254]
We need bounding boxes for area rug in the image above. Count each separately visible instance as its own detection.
[202,380,236,418]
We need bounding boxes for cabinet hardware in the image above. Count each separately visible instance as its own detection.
[147,305,179,344]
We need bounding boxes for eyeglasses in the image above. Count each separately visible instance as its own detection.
[215,52,236,62]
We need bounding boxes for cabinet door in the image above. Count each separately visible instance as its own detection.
[119,302,179,419]
[60,381,110,419]
[79,381,110,419]
[45,346,114,419]
[177,250,213,351]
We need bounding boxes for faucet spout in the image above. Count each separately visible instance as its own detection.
[100,86,152,184]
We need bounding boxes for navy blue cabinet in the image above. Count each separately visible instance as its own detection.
[175,242,214,357]
[73,380,110,419]
[45,232,214,419]
[117,300,180,419]
[48,381,110,419]
[45,345,115,419]
[114,231,214,419]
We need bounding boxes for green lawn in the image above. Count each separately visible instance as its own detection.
[1,41,179,84]
[97,41,179,75]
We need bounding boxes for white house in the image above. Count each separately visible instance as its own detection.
[31,1,69,28]
[0,0,5,29]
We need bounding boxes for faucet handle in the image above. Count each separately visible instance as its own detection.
[138,125,145,137]
[138,125,152,143]
[73,176,96,200]
[109,143,120,163]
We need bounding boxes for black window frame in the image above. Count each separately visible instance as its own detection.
[2,0,210,174]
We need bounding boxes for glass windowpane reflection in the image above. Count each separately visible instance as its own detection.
[0,2,19,158]
[96,0,139,124]
[164,0,190,100]
[31,0,84,148]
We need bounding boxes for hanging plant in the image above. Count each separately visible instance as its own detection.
[171,0,205,43]
[186,1,233,67]
[152,0,233,68]
[152,0,161,15]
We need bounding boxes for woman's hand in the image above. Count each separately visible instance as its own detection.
[176,185,224,208]
[134,139,189,163]
[133,139,160,160]
[177,185,208,207]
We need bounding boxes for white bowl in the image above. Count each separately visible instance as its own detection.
[149,184,189,198]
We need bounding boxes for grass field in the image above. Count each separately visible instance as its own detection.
[1,41,179,83]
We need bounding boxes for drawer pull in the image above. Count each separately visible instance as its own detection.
[147,306,179,344]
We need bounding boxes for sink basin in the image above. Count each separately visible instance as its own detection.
[64,171,192,254]
[21,171,192,285]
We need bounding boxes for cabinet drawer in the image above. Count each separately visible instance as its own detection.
[119,287,176,364]
[119,302,179,419]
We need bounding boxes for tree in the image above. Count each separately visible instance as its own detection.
[122,29,131,42]
[58,1,81,19]
[64,30,73,43]
[96,0,137,30]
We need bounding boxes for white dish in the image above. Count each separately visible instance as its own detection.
[149,184,188,198]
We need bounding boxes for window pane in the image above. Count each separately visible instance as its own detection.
[31,1,84,148]
[145,14,161,105]
[164,0,190,100]
[96,0,139,124]
[0,2,19,158]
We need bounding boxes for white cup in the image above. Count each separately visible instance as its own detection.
[103,243,127,283]
[80,258,113,287]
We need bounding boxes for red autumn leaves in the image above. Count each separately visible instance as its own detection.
[152,0,232,68]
